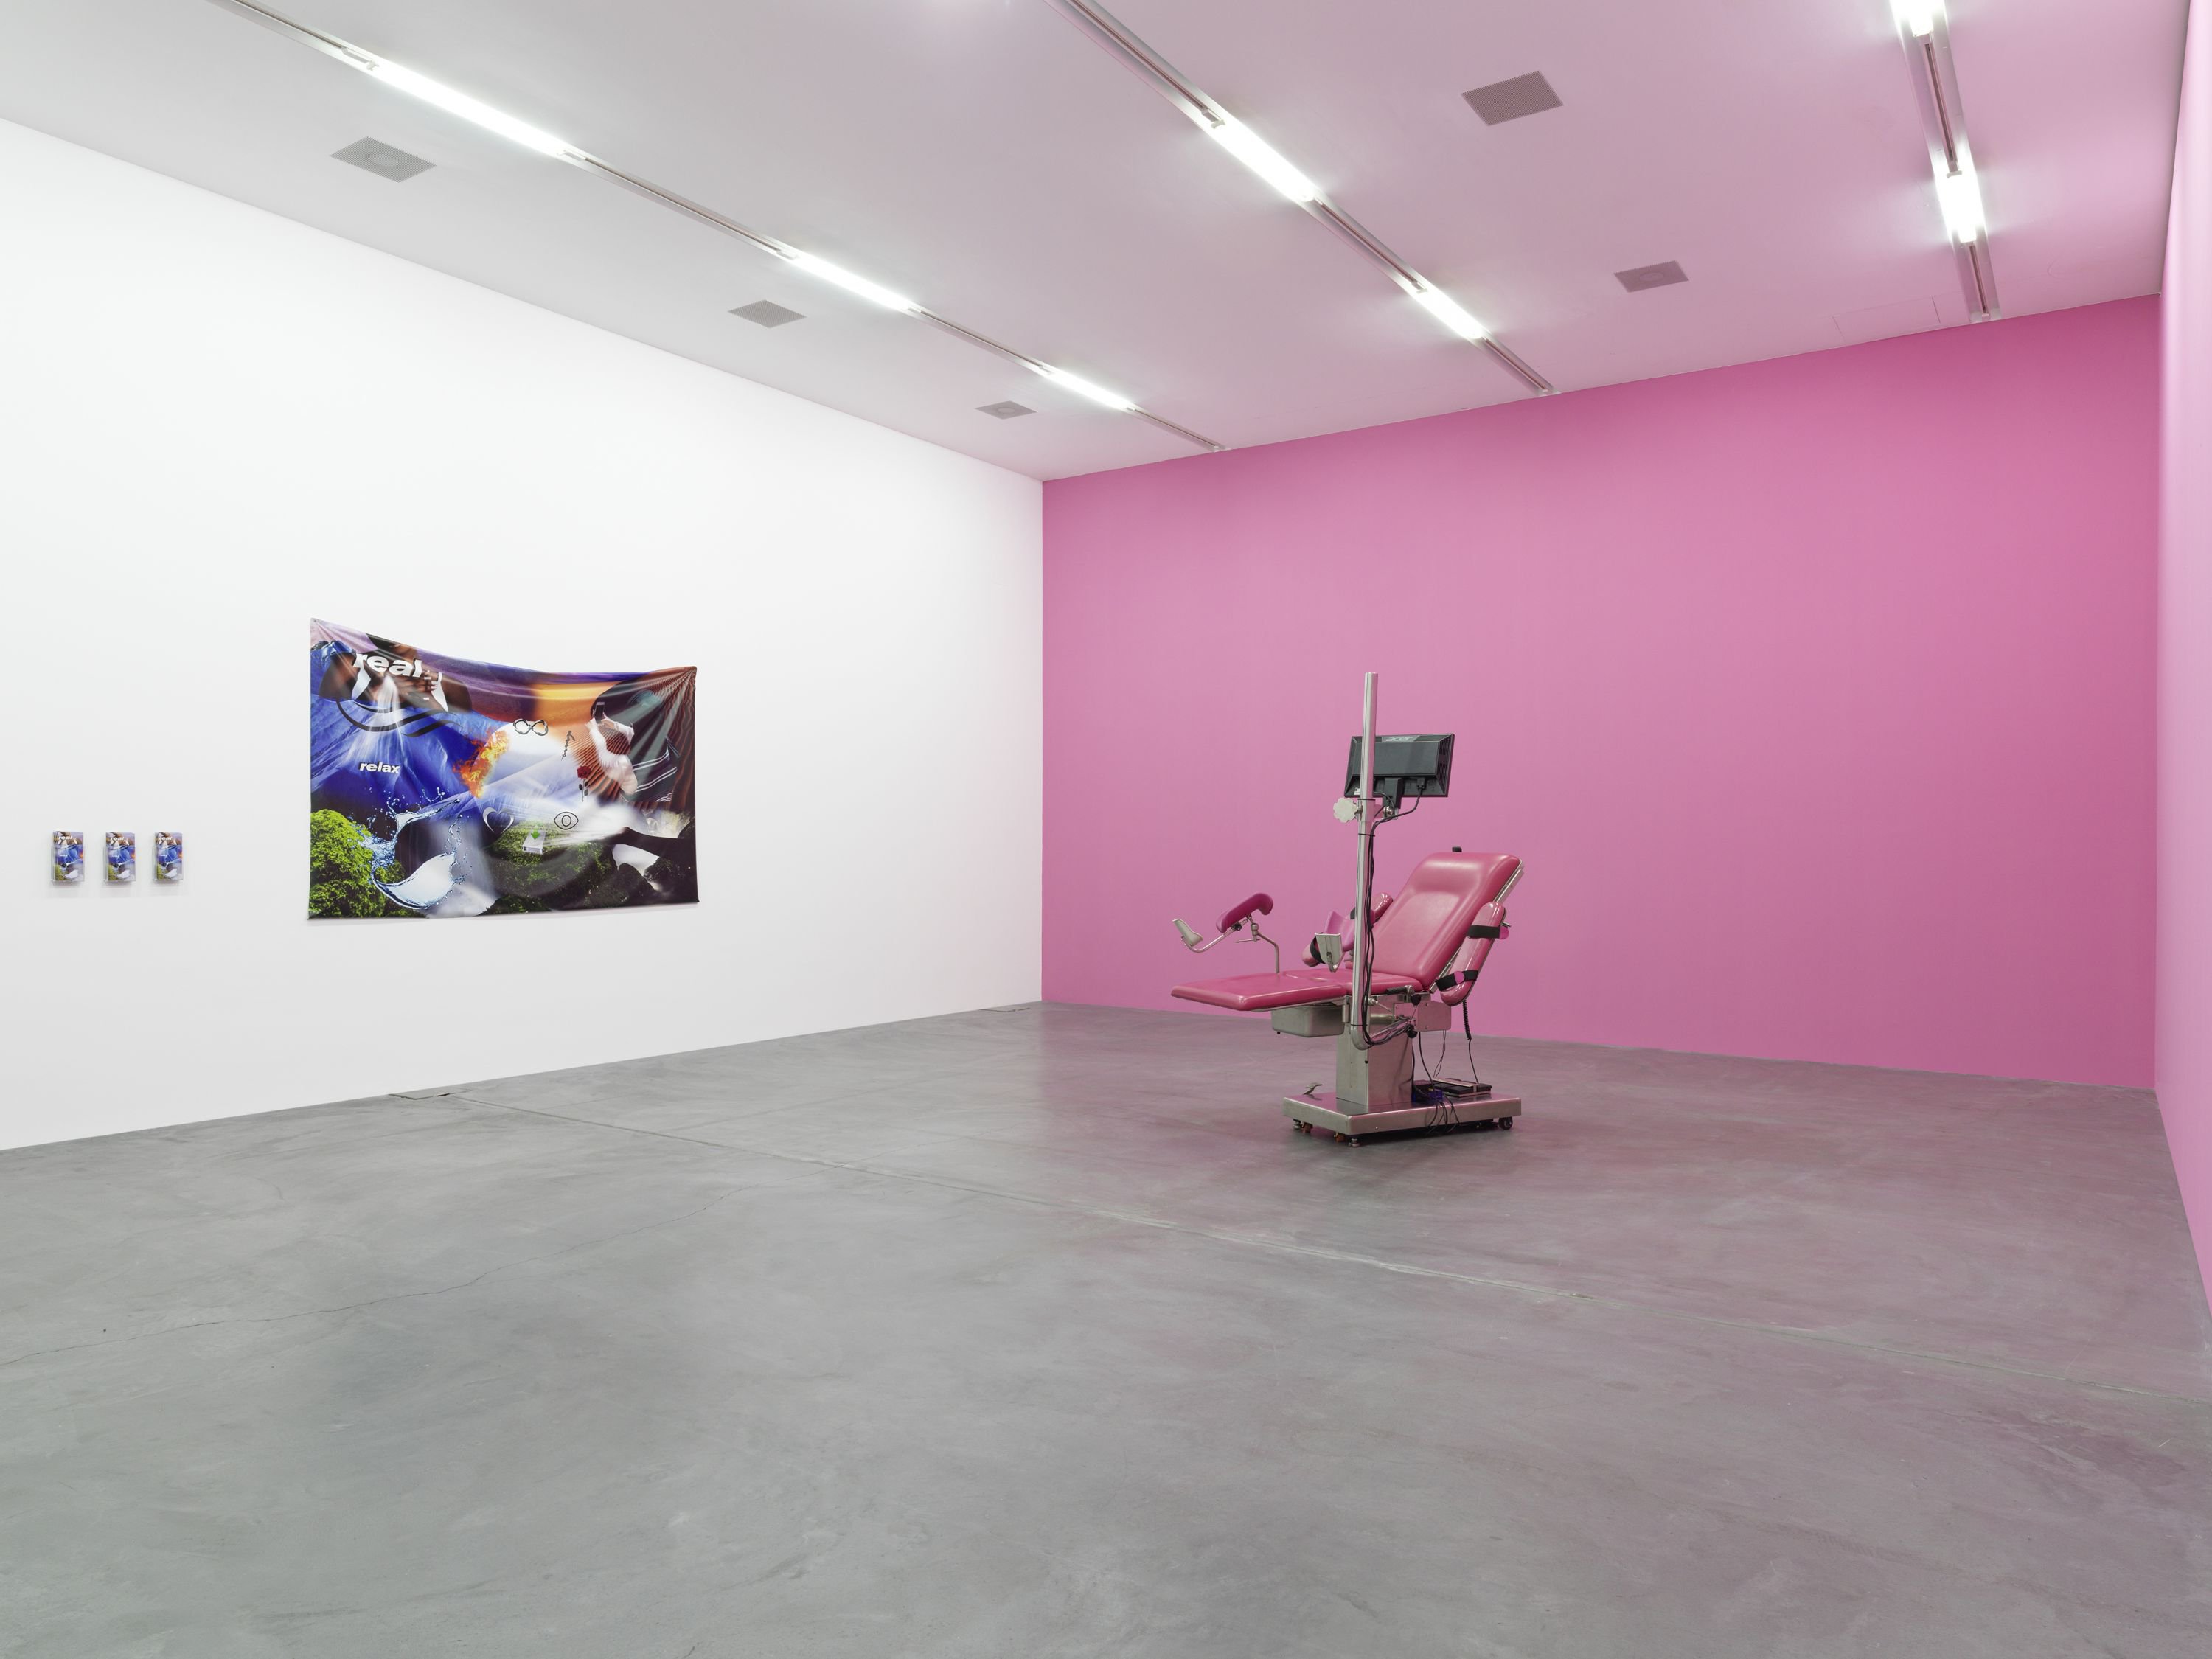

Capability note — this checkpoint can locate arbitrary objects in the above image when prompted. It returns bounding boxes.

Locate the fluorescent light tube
[363,59,580,159]
[1033,364,1136,411]
[1935,165,1985,243]
[1891,0,1943,37]
[1206,116,1319,204]
[1410,284,1489,341]
[782,251,918,313]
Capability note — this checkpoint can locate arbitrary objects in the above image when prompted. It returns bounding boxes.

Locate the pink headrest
[1217,893,1273,933]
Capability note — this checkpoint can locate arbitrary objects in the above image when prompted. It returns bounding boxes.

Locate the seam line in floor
[453,1093,2212,1411]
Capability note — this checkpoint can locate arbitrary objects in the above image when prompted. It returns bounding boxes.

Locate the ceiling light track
[1042,0,1554,396]
[1889,1,1998,322]
[1043,0,1214,128]
[201,0,1222,452]
[579,156,1222,449]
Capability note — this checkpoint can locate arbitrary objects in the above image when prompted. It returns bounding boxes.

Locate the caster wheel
[1499,1117,1514,1131]
[1347,1136,1363,1147]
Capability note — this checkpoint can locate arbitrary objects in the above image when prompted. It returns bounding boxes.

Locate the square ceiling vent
[1615,261,1688,292]
[1462,72,1562,125]
[731,300,804,327]
[978,401,1034,420]
[332,137,433,182]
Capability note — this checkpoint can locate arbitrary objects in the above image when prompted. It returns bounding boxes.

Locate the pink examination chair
[1166,674,1524,1147]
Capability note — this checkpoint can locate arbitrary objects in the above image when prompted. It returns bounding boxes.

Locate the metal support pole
[1351,672,1378,1045]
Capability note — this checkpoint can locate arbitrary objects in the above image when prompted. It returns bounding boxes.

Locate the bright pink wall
[1045,301,2158,1085]
[2160,2,2212,1299]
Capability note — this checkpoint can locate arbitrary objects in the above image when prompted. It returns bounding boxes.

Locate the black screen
[1345,734,1455,800]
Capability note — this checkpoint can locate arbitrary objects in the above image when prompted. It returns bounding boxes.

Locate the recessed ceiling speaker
[729,300,804,327]
[978,402,1035,420]
[1462,72,1562,126]
[1615,261,1689,292]
[331,137,434,182]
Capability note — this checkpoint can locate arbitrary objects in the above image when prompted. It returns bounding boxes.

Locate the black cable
[1461,998,1485,1093]
[1411,1015,1485,1133]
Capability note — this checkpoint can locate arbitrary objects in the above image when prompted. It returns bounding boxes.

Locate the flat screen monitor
[1345,733,1455,801]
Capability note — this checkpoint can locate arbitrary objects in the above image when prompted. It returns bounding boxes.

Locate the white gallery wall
[0,118,1043,1150]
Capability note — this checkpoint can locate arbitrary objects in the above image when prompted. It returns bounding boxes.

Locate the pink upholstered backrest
[1369,852,1522,987]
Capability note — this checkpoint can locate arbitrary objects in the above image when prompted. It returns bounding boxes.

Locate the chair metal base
[1283,1091,1522,1143]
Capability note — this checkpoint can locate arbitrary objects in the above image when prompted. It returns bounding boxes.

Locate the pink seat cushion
[1172,967,1424,1012]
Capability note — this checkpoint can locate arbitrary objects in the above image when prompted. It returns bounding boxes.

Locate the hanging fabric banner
[308,620,697,919]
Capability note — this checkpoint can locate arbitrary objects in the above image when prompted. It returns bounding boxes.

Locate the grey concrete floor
[2,1005,2208,1659]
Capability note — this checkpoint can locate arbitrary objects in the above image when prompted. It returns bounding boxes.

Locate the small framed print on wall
[52,832,83,884]
[154,832,184,883]
[105,831,136,883]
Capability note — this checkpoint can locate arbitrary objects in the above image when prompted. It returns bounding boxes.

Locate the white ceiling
[0,0,2188,479]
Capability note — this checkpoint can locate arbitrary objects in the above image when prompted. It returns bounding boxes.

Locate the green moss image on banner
[307,810,410,919]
